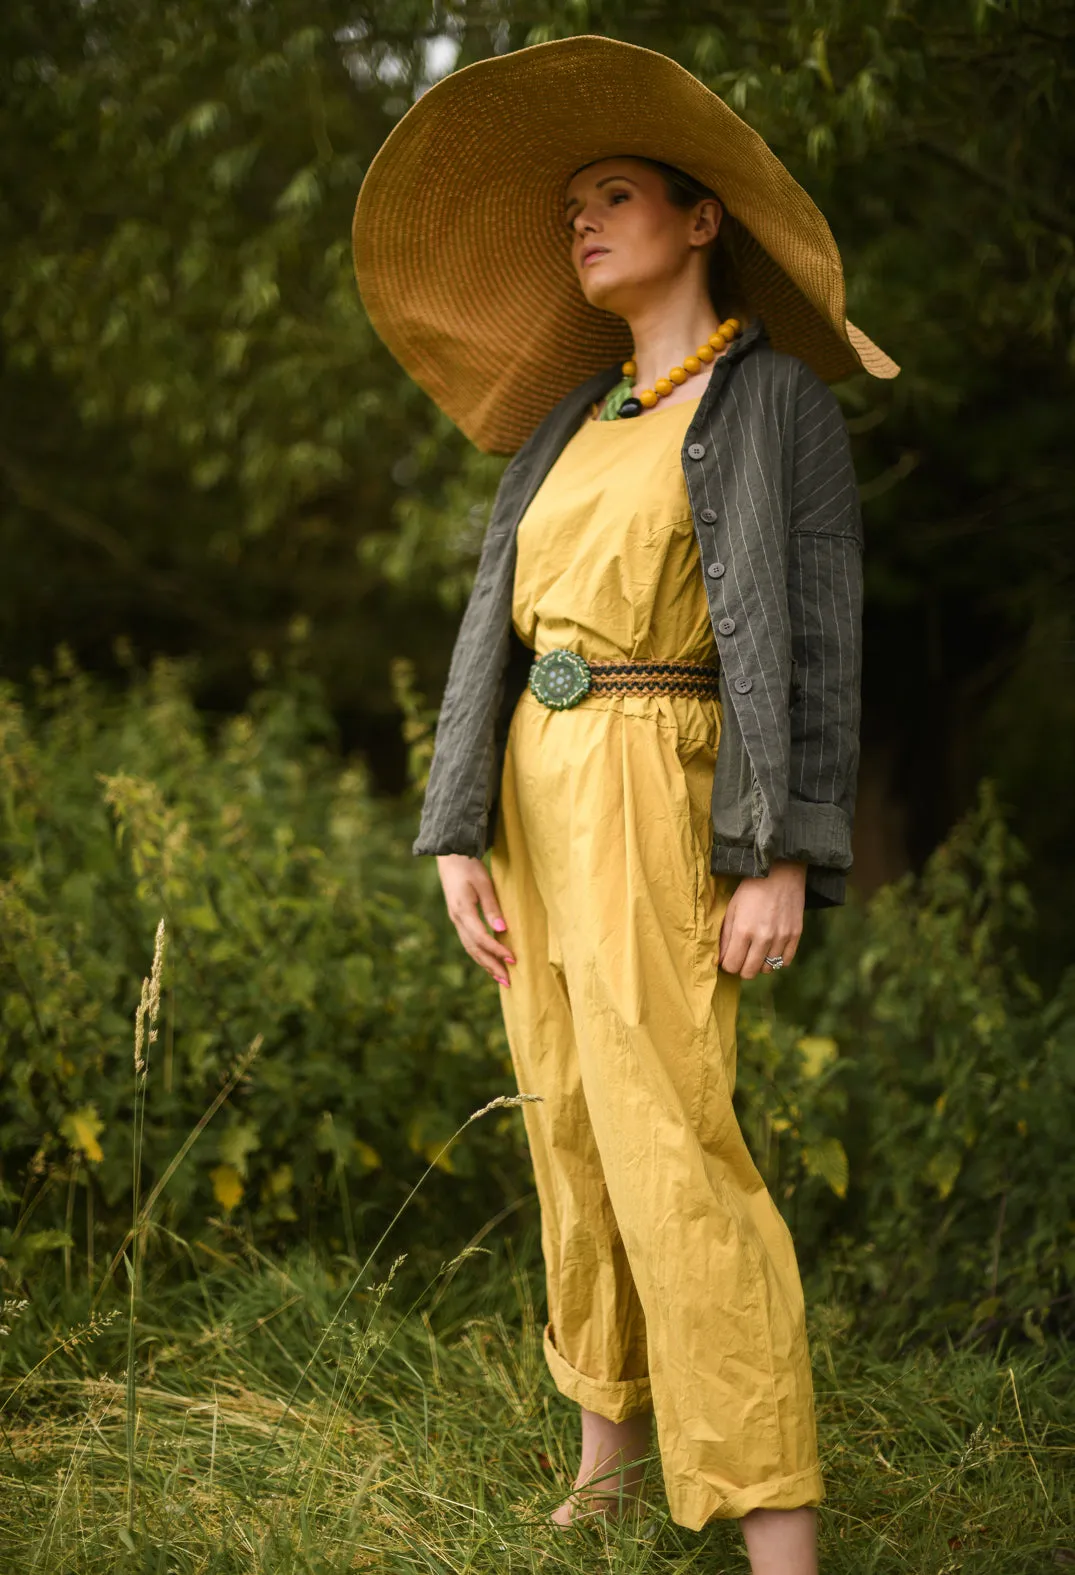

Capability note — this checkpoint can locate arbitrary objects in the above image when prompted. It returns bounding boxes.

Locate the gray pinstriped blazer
[411,315,863,909]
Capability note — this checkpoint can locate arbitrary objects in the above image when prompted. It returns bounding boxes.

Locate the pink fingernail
[492,918,507,932]
[496,975,509,987]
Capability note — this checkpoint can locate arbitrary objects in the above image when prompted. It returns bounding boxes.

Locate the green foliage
[0,654,522,1279]
[1,0,1072,949]
[0,0,473,716]
[1,660,1071,1349]
[736,782,1075,1343]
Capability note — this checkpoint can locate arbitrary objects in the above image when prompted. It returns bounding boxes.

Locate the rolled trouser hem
[671,1465,825,1530]
[542,1322,652,1422]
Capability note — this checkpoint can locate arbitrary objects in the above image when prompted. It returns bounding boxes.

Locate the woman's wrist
[768,858,807,881]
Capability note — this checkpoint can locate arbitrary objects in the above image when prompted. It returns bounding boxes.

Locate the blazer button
[686,442,706,460]
[718,617,736,636]
[700,506,717,523]
[733,676,753,694]
[706,561,725,579]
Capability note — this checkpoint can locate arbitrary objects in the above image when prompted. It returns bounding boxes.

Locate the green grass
[0,1231,1072,1574]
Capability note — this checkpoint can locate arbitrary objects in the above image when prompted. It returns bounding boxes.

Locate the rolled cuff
[709,841,848,909]
[542,1322,653,1422]
[776,798,853,870]
[670,1463,826,1531]
[411,824,485,858]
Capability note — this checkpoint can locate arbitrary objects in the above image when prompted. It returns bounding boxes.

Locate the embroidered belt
[528,649,721,711]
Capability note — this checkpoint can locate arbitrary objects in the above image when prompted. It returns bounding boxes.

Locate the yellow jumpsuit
[488,394,824,1529]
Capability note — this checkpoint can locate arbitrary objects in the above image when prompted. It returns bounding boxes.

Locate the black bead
[617,398,644,419]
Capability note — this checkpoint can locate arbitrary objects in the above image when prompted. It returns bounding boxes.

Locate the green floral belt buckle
[528,649,592,710]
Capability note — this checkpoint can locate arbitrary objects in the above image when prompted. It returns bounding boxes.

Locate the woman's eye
[609,190,629,204]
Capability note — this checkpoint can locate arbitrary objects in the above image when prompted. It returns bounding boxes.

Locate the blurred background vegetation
[1,0,1073,1340]
[1,5,1073,1564]
[3,0,1072,922]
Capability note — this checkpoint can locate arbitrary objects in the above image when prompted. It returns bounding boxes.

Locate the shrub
[735,782,1075,1344]
[0,653,522,1285]
[0,657,1070,1345]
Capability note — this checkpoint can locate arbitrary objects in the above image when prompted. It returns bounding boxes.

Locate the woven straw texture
[352,35,899,456]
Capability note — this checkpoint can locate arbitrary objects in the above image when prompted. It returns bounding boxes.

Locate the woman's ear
[691,197,723,248]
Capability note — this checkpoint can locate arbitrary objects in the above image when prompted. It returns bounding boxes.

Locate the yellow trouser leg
[490,698,824,1530]
[491,745,651,1422]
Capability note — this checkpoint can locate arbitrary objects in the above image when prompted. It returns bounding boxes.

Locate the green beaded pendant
[597,376,636,421]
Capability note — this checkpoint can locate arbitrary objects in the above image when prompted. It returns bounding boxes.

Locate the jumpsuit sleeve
[778,362,865,908]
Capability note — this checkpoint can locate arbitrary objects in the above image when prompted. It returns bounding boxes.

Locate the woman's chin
[578,275,632,315]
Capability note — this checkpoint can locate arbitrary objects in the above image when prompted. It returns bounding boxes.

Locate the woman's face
[562,157,721,314]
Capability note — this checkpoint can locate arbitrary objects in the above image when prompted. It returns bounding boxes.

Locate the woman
[352,35,897,1574]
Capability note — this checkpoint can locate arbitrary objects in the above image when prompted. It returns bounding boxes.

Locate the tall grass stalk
[255,1091,544,1485]
[125,918,165,1527]
[92,1033,263,1312]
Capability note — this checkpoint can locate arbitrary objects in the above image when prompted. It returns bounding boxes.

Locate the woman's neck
[623,279,723,403]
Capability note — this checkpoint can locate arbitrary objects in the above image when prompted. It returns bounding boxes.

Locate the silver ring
[764,955,785,970]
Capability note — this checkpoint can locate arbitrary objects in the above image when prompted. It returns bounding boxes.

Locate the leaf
[210,1164,244,1212]
[217,1120,259,1177]
[59,1104,105,1164]
[263,1163,293,1198]
[924,1148,962,1200]
[406,1112,457,1174]
[276,168,320,214]
[14,1230,74,1259]
[353,1140,381,1172]
[802,1138,850,1199]
[797,1036,838,1079]
[182,902,221,933]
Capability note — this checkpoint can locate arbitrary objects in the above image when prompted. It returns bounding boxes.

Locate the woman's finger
[458,908,515,982]
[739,930,777,980]
[758,926,799,974]
[472,863,509,936]
[716,898,740,971]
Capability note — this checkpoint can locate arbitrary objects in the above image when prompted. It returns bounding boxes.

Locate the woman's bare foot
[550,1405,653,1528]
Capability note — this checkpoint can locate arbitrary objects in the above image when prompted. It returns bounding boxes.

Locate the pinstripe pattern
[412,316,864,909]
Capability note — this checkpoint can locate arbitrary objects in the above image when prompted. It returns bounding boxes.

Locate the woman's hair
[631,157,748,323]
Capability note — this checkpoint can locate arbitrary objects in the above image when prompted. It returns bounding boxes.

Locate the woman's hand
[436,854,516,987]
[716,860,807,979]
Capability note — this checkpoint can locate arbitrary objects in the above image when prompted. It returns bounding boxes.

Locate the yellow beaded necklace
[597,316,742,420]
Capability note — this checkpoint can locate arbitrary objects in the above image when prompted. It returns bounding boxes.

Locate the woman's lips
[581,247,609,266]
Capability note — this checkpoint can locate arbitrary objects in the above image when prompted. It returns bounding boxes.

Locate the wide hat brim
[352,34,899,456]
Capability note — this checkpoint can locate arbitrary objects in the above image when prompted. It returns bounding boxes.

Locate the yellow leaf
[425,1140,455,1175]
[353,1140,381,1172]
[210,1164,244,1212]
[59,1105,105,1165]
[406,1113,456,1174]
[797,1036,838,1079]
[802,1137,849,1199]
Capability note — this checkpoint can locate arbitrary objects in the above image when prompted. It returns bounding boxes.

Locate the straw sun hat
[352,34,899,456]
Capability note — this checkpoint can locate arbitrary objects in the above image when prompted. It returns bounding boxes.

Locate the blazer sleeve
[779,362,864,907]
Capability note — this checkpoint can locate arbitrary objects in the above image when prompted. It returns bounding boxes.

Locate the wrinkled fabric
[489,395,823,1529]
